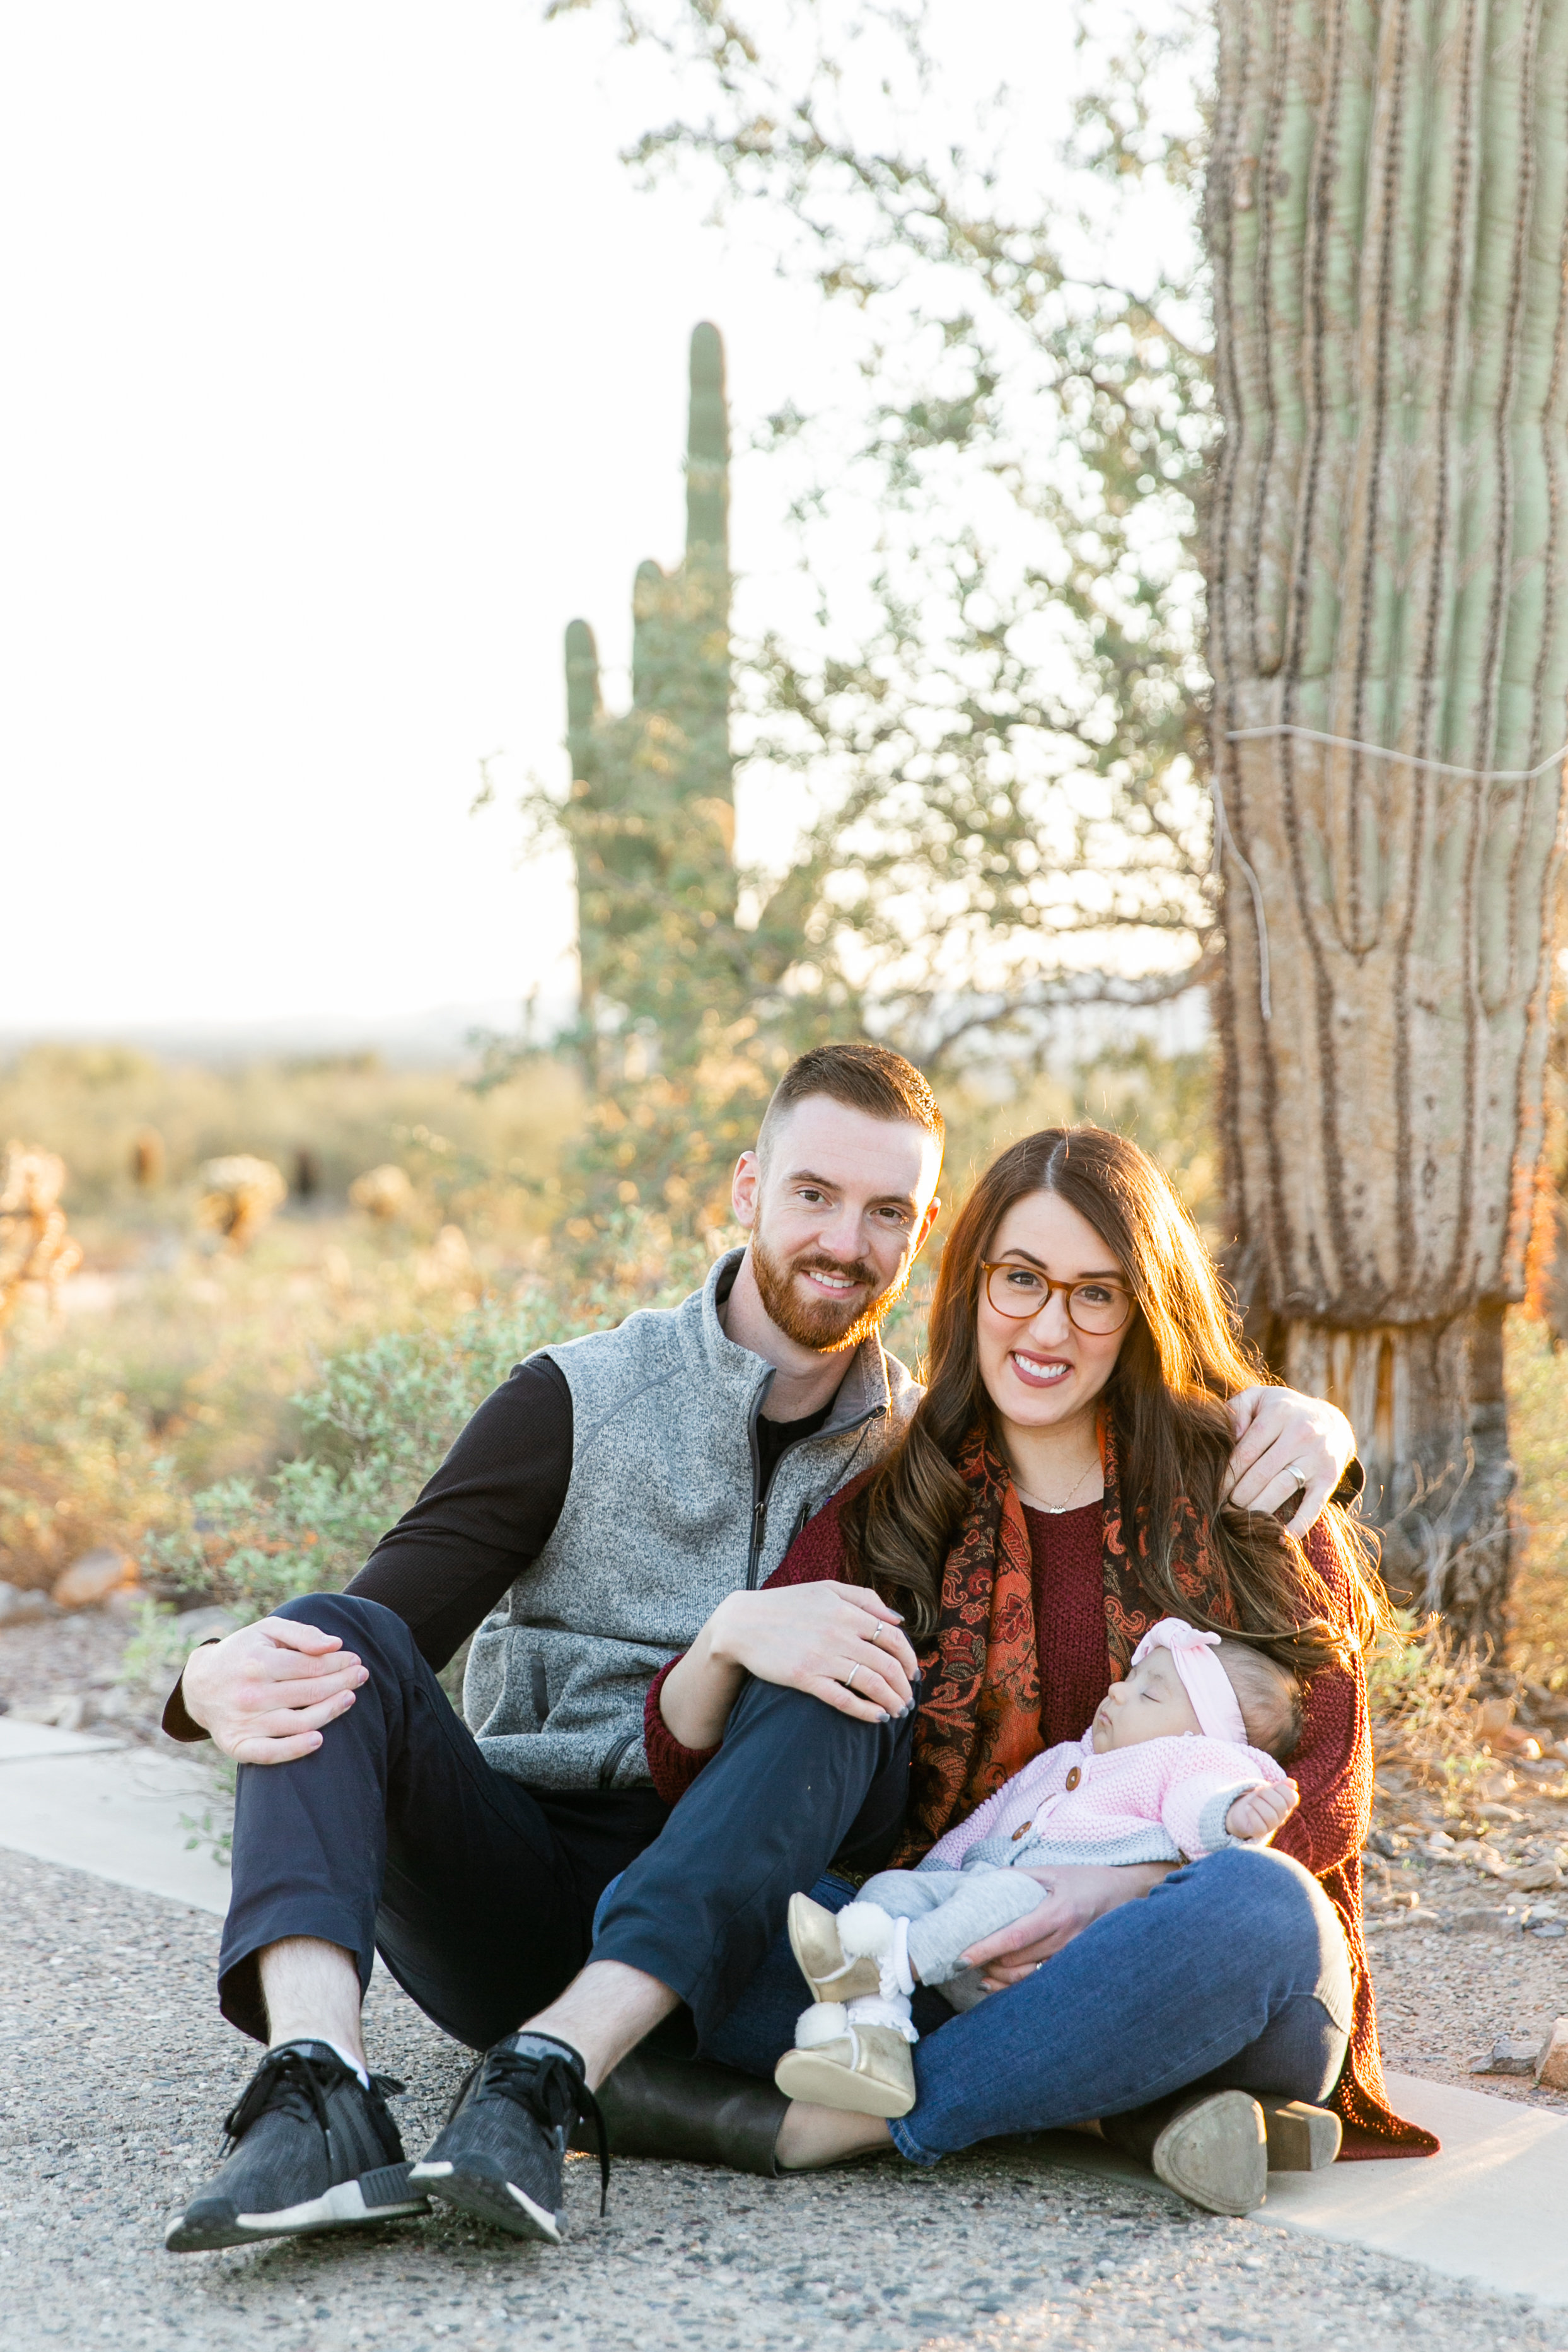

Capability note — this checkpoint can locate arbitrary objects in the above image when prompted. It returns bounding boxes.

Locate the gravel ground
[1373,1912,1568,2099]
[0,1605,145,1720]
[1364,1755,1568,2107]
[6,1847,1568,2352]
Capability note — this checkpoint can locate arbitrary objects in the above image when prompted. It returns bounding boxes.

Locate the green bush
[142,1217,712,1619]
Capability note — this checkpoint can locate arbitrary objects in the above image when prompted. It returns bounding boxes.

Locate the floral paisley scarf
[897,1415,1234,1860]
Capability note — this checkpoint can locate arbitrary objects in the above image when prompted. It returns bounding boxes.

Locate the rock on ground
[3,1850,1566,2352]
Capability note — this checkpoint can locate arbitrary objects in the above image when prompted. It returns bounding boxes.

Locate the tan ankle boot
[787,1894,881,2004]
[1257,2096,1342,2170]
[1150,2092,1269,2216]
[774,2000,917,2119]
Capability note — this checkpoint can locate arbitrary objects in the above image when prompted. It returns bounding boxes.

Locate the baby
[775,1618,1302,2118]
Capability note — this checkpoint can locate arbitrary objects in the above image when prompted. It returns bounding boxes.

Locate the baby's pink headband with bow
[1130,1617,1248,1747]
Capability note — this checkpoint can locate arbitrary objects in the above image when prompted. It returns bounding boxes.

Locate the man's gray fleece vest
[462,1248,919,1791]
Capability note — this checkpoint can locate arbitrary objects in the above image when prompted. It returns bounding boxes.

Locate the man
[163,1043,1355,2252]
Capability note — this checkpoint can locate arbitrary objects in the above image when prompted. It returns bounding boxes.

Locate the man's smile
[800,1266,867,1296]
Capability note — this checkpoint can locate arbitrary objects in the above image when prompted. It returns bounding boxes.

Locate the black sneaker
[410,2032,608,2244]
[165,2040,427,2252]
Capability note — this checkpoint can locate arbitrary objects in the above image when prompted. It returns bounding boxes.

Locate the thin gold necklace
[1014,1455,1101,1516]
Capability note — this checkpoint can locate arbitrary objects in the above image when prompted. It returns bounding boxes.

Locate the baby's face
[1091,1650,1204,1752]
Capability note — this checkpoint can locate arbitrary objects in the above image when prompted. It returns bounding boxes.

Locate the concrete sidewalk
[1272,2074,1568,2301]
[0,1714,231,1913]
[1040,2073,1568,2307]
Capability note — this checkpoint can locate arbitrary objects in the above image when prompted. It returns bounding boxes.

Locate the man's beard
[750,1224,911,1356]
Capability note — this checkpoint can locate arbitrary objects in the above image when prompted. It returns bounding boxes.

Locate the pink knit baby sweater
[926,1727,1289,1873]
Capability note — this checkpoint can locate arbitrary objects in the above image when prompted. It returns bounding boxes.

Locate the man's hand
[959,1860,1173,1988]
[711,1582,919,1722]
[1226,1385,1354,1535]
[180,1617,368,1765]
[1225,1778,1299,1843]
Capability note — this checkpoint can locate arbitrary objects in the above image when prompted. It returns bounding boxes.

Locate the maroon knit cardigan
[644,1484,1436,2162]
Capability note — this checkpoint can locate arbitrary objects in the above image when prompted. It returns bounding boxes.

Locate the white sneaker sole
[410,2157,564,2244]
[775,2044,915,2119]
[165,2164,427,2251]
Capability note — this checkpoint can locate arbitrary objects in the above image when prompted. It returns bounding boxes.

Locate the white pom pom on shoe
[836,1902,896,1961]
[836,1901,915,1998]
[794,2002,850,2049]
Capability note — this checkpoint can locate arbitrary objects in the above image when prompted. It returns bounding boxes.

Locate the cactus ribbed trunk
[1209,0,1568,1638]
[564,322,735,1065]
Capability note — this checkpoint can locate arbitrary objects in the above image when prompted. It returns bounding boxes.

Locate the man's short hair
[757,1042,944,1172]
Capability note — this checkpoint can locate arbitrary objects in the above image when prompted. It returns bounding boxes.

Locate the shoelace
[448,2045,610,2216]
[221,2046,404,2159]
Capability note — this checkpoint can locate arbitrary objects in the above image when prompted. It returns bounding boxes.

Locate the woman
[634,1125,1434,2203]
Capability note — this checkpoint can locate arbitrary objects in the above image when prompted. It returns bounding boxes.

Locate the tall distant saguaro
[1209,0,1568,1636]
[564,323,735,1064]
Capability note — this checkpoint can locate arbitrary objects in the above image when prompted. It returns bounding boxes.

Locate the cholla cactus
[349,1163,414,1221]
[197,1155,287,1249]
[0,1142,84,1351]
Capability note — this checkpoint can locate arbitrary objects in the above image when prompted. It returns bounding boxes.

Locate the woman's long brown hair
[841,1125,1388,1670]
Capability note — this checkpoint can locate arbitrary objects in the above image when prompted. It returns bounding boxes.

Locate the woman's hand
[1225,1778,1300,1843]
[960,1860,1173,1988]
[180,1617,369,1764]
[1225,1385,1354,1534]
[657,1583,919,1751]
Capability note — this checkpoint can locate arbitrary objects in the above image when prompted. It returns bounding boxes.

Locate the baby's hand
[1225,1779,1299,1844]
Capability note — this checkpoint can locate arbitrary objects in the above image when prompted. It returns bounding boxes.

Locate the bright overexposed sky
[0,1,1097,1045]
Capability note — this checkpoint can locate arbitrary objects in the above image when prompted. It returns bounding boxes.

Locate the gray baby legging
[857,1862,1045,1992]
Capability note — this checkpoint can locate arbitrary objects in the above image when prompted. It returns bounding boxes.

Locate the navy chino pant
[217,1593,916,2052]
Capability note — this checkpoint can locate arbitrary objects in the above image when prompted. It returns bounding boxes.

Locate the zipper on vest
[745,1390,883,1589]
[745,1385,768,1588]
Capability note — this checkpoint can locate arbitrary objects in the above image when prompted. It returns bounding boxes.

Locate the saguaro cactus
[564,322,736,1056]
[1209,0,1568,1635]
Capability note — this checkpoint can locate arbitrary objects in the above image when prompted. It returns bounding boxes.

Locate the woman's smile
[1008,1346,1074,1389]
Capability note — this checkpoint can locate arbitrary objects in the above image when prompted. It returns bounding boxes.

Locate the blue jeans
[689,1845,1353,2167]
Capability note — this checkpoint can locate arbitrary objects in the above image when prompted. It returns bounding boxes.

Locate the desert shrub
[141,1214,711,1619]
[0,1044,579,1234]
[0,1359,180,1589]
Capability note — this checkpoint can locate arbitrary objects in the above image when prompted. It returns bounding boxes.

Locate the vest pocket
[530,1653,549,1728]
[598,1728,639,1790]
